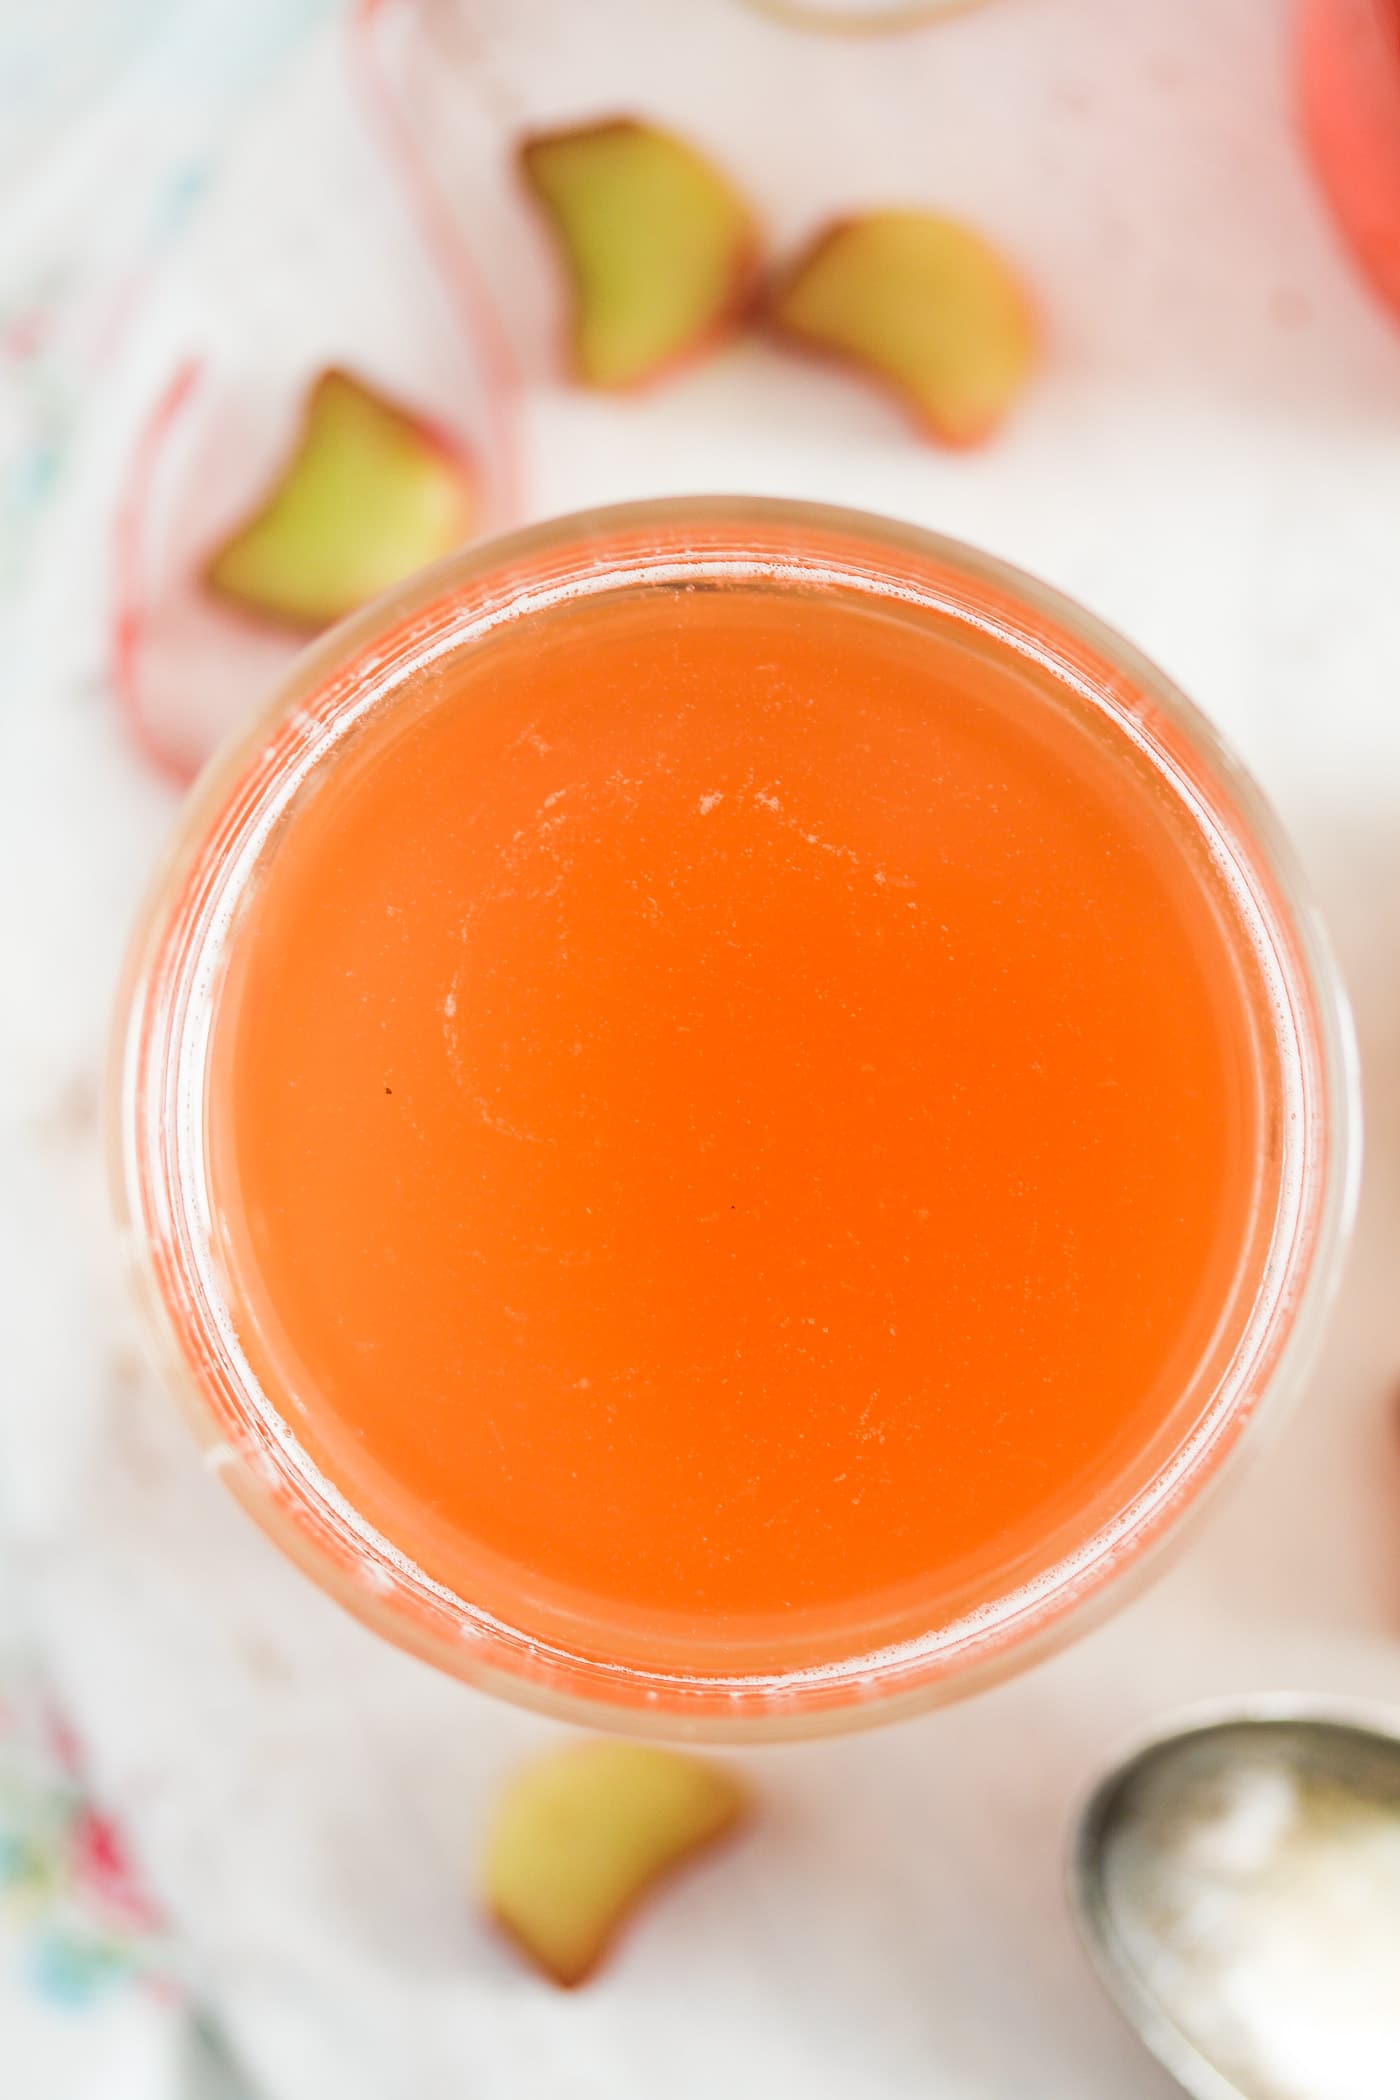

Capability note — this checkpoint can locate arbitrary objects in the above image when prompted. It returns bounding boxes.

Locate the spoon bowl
[1071,1699,1400,2100]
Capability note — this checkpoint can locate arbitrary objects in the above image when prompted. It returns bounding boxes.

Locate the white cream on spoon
[1073,1707,1400,2100]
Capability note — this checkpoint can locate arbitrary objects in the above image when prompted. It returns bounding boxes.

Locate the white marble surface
[2,1,1400,2095]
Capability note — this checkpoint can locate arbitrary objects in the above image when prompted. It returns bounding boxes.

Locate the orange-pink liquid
[207,581,1263,1660]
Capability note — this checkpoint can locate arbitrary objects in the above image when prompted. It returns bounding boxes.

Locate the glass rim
[109,495,1362,1741]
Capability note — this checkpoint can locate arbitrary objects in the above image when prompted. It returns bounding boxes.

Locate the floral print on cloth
[0,1655,170,2007]
[0,1649,253,2099]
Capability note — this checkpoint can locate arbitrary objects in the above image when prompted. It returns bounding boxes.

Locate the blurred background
[1,2,1398,2095]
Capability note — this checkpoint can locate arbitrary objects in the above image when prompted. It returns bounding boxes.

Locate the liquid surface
[209,583,1262,1660]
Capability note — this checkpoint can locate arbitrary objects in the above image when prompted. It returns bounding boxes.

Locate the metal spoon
[1070,1699,1400,2100]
